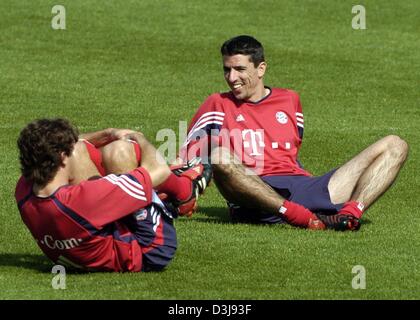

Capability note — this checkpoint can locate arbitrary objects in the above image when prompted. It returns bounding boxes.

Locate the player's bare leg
[67,141,101,184]
[101,140,138,174]
[211,146,363,230]
[211,147,285,214]
[67,140,137,186]
[69,138,170,188]
[100,138,211,217]
[101,139,187,189]
[328,135,408,208]
[101,137,170,187]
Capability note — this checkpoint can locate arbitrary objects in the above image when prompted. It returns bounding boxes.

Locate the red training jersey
[15,168,153,272]
[180,87,311,177]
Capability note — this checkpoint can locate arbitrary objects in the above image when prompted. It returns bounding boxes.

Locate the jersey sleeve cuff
[130,167,153,203]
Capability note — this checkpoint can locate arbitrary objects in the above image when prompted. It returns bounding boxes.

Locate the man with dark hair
[220,35,265,67]
[180,35,408,231]
[15,118,211,272]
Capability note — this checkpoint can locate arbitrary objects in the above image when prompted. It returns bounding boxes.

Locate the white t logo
[242,129,265,156]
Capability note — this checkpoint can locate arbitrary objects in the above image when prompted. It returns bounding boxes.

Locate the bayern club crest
[276,111,288,124]
[135,209,148,221]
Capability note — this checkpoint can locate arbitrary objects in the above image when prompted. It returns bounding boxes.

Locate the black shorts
[229,169,343,224]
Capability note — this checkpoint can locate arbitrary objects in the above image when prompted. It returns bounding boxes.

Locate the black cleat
[315,213,361,231]
[167,158,212,217]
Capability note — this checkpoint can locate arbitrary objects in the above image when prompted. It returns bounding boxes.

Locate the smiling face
[223,54,267,102]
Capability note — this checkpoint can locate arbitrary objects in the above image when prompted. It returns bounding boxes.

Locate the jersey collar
[233,86,272,106]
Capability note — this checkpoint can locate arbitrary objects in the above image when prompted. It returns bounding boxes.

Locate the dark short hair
[220,35,265,67]
[17,118,79,186]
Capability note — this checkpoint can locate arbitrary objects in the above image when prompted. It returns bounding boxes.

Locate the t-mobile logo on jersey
[38,235,83,250]
[242,129,265,156]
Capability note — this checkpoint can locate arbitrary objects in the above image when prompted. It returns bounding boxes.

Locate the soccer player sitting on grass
[180,35,408,231]
[15,118,211,272]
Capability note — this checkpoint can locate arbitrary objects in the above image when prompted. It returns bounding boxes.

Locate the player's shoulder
[15,176,32,202]
[198,91,234,112]
[205,91,234,103]
[60,176,104,193]
[271,87,300,99]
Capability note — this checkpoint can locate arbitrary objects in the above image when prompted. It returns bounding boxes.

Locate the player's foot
[169,158,212,217]
[170,157,203,179]
[337,201,364,219]
[309,213,361,231]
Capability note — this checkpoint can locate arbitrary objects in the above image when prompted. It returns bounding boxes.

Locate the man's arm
[123,132,170,187]
[80,128,136,148]
[293,92,304,140]
[57,167,154,228]
[178,94,224,163]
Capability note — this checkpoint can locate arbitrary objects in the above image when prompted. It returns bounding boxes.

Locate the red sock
[129,141,142,164]
[279,200,319,228]
[338,201,364,219]
[156,173,192,202]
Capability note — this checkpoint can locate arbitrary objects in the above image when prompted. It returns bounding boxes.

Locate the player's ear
[257,61,267,78]
[60,152,68,167]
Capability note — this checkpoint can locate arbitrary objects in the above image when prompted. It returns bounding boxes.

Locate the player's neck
[33,168,70,197]
[245,84,269,103]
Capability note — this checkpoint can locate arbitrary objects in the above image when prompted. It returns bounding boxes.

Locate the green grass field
[0,0,419,299]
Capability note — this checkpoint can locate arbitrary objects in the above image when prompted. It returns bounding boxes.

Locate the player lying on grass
[15,118,211,272]
[180,35,409,231]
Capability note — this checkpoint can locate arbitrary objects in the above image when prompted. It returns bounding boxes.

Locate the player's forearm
[79,128,115,148]
[125,133,170,187]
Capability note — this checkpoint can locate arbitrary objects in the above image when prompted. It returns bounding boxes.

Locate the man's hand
[120,131,145,142]
[80,128,138,148]
[109,128,138,141]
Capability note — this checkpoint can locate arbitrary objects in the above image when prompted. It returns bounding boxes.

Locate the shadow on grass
[360,218,372,225]
[194,206,282,227]
[195,206,231,224]
[195,206,373,229]
[0,253,52,273]
[0,253,93,274]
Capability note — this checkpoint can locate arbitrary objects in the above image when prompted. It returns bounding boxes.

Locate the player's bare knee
[396,137,409,161]
[384,135,409,162]
[211,149,231,174]
[67,141,98,181]
[71,140,90,161]
[386,135,408,154]
[211,146,233,166]
[102,140,137,165]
